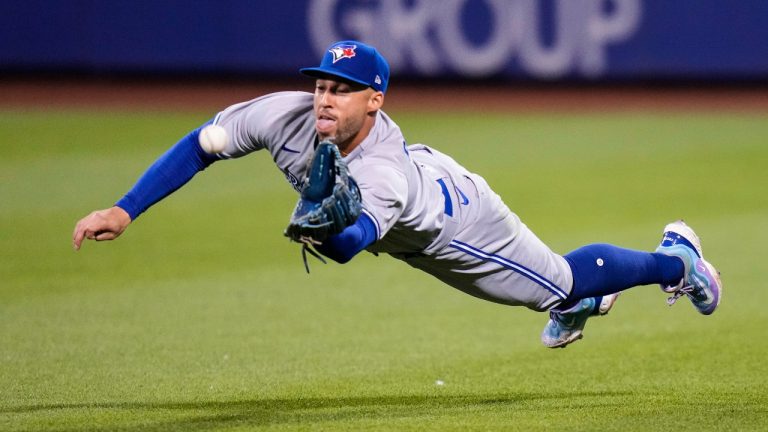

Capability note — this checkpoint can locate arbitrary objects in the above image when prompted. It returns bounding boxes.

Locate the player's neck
[339,114,376,156]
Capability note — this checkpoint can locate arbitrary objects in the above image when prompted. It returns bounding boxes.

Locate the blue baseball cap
[300,40,390,93]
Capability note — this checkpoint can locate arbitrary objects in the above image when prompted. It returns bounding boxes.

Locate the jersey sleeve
[212,92,314,159]
[353,163,408,240]
[212,103,266,158]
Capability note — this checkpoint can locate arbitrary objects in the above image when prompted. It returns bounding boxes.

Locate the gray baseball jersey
[214,91,572,311]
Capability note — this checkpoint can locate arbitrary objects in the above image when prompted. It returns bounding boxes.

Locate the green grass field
[1,107,767,431]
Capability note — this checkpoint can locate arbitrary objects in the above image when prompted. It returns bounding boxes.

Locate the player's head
[301,41,390,149]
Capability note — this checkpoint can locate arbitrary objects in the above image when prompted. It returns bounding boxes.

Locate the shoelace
[301,243,327,273]
[666,284,695,306]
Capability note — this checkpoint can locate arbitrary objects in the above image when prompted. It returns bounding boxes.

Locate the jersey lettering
[282,168,303,193]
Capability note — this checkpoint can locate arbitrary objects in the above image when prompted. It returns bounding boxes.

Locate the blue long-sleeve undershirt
[115,124,219,220]
[316,213,378,263]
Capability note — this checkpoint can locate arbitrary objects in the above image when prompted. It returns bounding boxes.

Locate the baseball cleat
[541,297,596,348]
[655,220,722,315]
[595,292,620,316]
[656,220,704,293]
[540,293,619,348]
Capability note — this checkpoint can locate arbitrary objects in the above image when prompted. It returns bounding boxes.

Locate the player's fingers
[72,220,89,250]
[94,230,117,241]
[73,213,103,249]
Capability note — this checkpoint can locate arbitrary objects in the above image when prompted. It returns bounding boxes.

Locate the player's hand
[285,141,362,245]
[72,206,132,250]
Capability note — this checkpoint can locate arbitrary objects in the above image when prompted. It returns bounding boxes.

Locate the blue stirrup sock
[556,243,684,311]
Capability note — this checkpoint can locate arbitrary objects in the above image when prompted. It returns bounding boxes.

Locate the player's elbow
[326,252,356,264]
[316,244,357,264]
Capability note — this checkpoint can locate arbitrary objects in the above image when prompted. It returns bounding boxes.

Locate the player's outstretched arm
[72,206,132,250]
[71,123,221,251]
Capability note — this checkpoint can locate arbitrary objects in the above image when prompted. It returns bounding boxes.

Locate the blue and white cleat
[655,220,722,315]
[541,293,619,348]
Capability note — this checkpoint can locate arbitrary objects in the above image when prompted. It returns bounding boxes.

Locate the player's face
[313,79,382,151]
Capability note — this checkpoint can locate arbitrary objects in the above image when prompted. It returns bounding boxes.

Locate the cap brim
[300,67,371,89]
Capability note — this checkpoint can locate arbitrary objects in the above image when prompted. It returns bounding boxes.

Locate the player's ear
[367,91,384,113]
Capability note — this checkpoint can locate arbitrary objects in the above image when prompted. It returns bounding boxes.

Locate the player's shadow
[4,391,631,431]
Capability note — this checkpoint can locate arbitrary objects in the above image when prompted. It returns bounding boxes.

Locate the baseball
[199,124,228,154]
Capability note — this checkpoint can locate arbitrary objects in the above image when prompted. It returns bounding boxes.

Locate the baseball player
[72,40,722,348]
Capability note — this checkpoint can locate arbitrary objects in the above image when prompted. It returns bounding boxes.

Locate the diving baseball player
[72,41,722,348]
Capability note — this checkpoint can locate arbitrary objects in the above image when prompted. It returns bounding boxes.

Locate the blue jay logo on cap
[329,44,357,63]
